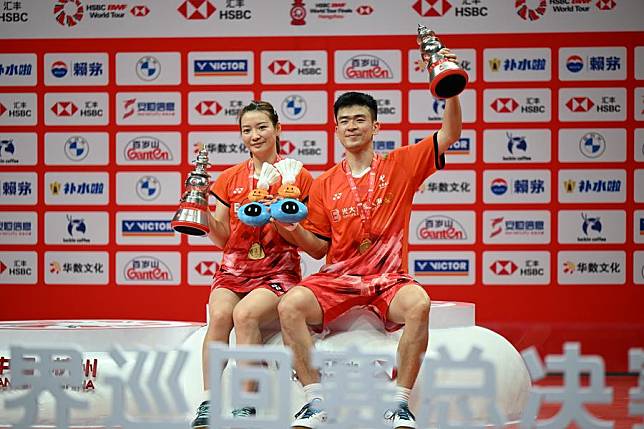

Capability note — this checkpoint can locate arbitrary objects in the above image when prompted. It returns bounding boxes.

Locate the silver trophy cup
[171,149,211,236]
[417,24,468,98]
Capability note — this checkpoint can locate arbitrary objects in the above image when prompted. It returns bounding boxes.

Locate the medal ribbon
[342,154,380,243]
[245,154,283,256]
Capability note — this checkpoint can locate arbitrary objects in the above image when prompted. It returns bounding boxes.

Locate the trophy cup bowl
[171,150,211,236]
[417,24,468,99]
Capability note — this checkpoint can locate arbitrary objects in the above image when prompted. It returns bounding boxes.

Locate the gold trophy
[171,149,211,236]
[417,24,468,98]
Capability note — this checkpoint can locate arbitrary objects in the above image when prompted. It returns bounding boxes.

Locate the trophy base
[172,205,210,236]
[171,220,210,236]
[430,69,468,99]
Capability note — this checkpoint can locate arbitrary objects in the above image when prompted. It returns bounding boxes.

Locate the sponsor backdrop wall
[1,0,642,371]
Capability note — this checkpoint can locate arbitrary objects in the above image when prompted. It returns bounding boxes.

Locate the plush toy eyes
[270,198,308,224]
[237,202,271,227]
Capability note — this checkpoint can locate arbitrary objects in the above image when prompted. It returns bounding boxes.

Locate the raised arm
[435,49,463,156]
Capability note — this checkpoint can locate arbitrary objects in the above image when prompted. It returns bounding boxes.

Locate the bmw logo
[281,95,307,120]
[64,135,89,161]
[136,175,161,200]
[136,56,161,81]
[579,132,605,159]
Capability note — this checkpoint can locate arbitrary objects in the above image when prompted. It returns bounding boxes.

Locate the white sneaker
[385,402,416,429]
[291,398,327,428]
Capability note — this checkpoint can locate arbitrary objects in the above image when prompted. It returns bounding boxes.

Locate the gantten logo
[412,0,451,16]
[195,100,222,116]
[51,101,78,117]
[178,0,216,19]
[269,60,296,75]
[490,98,519,113]
[130,5,150,16]
[566,97,594,112]
[490,260,518,275]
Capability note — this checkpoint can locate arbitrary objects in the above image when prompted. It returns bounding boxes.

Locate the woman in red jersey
[191,100,313,428]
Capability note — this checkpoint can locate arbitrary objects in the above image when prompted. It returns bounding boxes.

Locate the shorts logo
[269,282,284,292]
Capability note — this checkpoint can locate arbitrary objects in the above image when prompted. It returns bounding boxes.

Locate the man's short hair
[333,91,378,122]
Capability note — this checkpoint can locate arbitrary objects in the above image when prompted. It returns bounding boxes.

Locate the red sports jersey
[303,133,444,276]
[210,158,313,280]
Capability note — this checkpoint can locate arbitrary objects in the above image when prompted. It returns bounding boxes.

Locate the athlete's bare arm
[206,198,230,248]
[435,49,463,156]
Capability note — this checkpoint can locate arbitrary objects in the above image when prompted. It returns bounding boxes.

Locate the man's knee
[402,286,431,322]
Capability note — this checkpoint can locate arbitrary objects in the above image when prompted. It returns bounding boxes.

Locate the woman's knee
[232,305,260,330]
[209,305,234,329]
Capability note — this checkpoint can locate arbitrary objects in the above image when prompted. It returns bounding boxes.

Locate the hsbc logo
[596,0,616,10]
[490,98,519,113]
[0,103,5,116]
[195,100,222,116]
[356,5,373,15]
[269,60,296,75]
[195,260,218,276]
[413,0,451,16]
[490,260,517,275]
[178,0,216,19]
[279,140,296,155]
[130,5,150,17]
[566,97,594,112]
[0,260,6,274]
[51,101,78,117]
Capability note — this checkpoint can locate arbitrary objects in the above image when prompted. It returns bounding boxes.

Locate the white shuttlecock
[274,158,303,185]
[256,162,281,190]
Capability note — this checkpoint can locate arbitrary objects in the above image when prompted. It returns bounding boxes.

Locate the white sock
[200,389,211,404]
[394,386,411,406]
[303,383,324,403]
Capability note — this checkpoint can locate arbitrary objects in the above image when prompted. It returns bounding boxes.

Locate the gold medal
[248,242,265,260]
[358,238,372,254]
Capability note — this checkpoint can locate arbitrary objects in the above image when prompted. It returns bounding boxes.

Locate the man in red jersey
[274,55,462,429]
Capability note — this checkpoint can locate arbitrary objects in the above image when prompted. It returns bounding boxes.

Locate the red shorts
[211,271,299,297]
[299,272,421,333]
